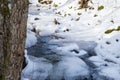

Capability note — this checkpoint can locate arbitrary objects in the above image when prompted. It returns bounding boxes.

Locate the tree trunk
[0,9,4,80]
[0,0,28,80]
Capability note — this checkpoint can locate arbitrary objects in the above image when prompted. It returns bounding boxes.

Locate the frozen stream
[24,35,97,80]
[22,0,120,80]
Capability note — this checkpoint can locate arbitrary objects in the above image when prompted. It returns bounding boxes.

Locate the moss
[53,3,58,7]
[0,1,10,79]
[56,11,61,15]
[64,14,67,17]
[3,6,10,17]
[105,29,115,34]
[94,14,98,17]
[116,26,120,31]
[0,0,10,17]
[98,5,104,11]
[105,26,120,34]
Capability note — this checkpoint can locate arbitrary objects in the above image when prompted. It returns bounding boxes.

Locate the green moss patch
[98,5,104,11]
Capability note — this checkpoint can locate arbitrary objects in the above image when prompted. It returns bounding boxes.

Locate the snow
[22,50,53,80]
[29,0,39,5]
[95,32,120,61]
[22,50,89,80]
[88,56,106,67]
[49,56,89,80]
[99,66,120,80]
[54,43,87,56]
[25,30,37,48]
[23,0,120,80]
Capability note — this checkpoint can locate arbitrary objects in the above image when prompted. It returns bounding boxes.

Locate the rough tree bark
[0,0,28,80]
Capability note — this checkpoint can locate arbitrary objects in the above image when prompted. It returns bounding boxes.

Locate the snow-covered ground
[22,0,120,80]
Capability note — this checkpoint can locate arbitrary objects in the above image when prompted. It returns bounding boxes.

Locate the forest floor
[22,0,120,80]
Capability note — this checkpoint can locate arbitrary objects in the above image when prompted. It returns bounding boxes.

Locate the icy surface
[22,0,120,80]
[22,50,53,80]
[50,56,89,80]
[25,30,37,48]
